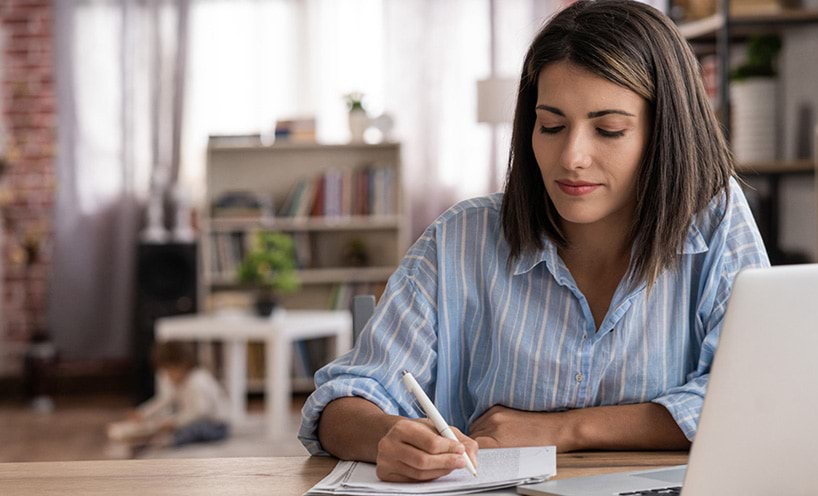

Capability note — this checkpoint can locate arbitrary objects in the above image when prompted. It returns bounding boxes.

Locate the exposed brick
[1,0,56,354]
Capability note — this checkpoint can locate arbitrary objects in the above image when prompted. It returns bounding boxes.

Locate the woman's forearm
[317,397,403,461]
[563,402,690,451]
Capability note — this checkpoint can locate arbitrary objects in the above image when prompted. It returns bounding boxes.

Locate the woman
[299,0,769,482]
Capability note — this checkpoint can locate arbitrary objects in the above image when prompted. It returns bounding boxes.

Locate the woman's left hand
[469,405,573,450]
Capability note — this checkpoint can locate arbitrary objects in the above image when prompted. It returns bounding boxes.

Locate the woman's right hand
[375,418,479,482]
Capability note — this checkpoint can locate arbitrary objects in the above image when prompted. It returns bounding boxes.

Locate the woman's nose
[560,130,593,170]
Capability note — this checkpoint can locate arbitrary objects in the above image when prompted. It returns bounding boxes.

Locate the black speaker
[133,242,198,403]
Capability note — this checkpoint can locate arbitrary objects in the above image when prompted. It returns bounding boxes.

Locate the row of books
[208,232,246,280]
[279,165,397,218]
[209,231,313,280]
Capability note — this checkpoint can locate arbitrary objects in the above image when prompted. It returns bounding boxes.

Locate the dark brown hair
[501,0,733,287]
[153,341,197,370]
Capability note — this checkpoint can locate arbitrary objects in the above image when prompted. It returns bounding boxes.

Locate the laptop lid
[518,264,818,496]
[681,263,818,495]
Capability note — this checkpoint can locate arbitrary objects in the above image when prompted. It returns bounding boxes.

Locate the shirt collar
[512,236,563,278]
[679,222,708,255]
[512,221,708,277]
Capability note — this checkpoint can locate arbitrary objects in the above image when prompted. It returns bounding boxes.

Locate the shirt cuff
[651,374,709,441]
[298,376,403,456]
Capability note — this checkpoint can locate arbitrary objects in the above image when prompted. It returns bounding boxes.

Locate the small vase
[254,291,278,317]
[731,78,778,164]
[348,110,369,143]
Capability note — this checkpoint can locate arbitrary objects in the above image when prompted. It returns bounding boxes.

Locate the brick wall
[0,0,57,371]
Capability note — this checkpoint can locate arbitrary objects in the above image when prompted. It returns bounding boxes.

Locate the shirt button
[575,373,583,383]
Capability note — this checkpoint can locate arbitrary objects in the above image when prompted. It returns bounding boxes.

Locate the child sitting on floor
[108,341,231,450]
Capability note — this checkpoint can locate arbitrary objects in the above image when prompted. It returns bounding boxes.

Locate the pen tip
[402,369,409,375]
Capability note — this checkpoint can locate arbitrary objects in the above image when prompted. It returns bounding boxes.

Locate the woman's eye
[597,128,625,138]
[539,125,563,134]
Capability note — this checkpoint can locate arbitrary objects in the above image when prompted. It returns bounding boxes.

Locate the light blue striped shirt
[299,178,769,455]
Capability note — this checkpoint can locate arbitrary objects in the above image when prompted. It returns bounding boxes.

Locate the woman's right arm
[318,396,478,482]
[301,223,478,480]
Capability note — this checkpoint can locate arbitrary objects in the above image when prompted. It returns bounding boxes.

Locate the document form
[304,446,556,496]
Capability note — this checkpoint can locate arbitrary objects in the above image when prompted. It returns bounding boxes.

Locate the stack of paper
[305,446,556,496]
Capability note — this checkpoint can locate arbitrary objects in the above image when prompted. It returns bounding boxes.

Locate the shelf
[208,139,400,153]
[298,267,396,284]
[208,215,403,232]
[679,13,725,39]
[209,266,396,287]
[736,160,814,175]
[680,9,818,40]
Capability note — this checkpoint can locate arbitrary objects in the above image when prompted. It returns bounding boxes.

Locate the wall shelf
[208,267,398,287]
[209,215,403,232]
[736,160,814,175]
[680,9,818,40]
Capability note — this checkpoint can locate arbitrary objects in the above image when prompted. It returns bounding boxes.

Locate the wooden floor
[0,393,309,463]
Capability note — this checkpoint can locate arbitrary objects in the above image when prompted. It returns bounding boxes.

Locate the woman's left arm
[469,402,689,451]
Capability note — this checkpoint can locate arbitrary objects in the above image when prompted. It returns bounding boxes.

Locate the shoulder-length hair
[501,0,733,288]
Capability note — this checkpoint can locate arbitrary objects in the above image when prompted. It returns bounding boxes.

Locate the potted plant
[237,232,300,316]
[730,35,782,164]
[344,91,370,143]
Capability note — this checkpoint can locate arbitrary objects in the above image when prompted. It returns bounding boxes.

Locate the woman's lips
[556,180,600,196]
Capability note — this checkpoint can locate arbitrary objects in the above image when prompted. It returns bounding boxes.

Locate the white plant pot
[348,110,369,143]
[730,78,778,164]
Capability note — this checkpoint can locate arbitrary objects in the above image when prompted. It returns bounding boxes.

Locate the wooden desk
[0,452,688,496]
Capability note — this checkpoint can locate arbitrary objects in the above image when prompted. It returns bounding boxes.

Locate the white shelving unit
[202,140,407,393]
[202,140,407,310]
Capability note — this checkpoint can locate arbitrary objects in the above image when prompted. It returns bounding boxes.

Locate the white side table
[156,309,352,438]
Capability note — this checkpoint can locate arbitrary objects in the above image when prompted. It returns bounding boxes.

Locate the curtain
[384,0,548,235]
[51,0,189,360]
[184,0,545,237]
[52,0,551,360]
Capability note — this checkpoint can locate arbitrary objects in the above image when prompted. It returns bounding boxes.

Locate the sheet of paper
[305,446,556,496]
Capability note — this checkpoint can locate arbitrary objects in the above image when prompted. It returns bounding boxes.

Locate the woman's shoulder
[694,177,753,231]
[431,193,504,228]
[690,177,767,259]
[400,193,506,275]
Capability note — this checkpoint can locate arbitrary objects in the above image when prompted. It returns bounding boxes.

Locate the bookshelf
[677,5,818,264]
[202,139,408,392]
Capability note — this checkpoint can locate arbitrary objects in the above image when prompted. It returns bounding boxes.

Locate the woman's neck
[558,218,632,276]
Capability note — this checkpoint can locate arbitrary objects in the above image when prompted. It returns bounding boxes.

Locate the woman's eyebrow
[587,109,635,118]
[535,104,635,119]
[535,104,564,116]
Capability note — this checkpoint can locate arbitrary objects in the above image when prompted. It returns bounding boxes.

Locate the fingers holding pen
[375,419,472,482]
[450,425,479,472]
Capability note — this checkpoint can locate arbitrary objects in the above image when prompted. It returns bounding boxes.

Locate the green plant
[344,91,366,112]
[237,232,300,295]
[730,35,782,81]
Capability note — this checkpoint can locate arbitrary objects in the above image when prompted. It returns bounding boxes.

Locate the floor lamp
[477,77,516,193]
[476,0,516,193]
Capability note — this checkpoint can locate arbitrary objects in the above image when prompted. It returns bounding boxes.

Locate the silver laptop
[518,263,818,496]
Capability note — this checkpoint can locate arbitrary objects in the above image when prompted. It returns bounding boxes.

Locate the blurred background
[0,0,815,462]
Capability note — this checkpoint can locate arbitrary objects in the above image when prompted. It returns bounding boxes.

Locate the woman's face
[532,61,650,231]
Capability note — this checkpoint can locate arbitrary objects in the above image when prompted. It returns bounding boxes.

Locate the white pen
[401,370,478,477]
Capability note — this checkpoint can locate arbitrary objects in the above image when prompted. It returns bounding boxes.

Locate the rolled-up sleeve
[298,230,441,455]
[653,182,769,440]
